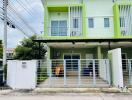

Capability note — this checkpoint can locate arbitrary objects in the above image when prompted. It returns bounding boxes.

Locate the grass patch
[37,66,48,84]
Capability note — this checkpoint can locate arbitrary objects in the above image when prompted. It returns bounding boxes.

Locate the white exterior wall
[108,48,124,88]
[45,0,82,5]
[7,60,37,89]
[85,0,114,38]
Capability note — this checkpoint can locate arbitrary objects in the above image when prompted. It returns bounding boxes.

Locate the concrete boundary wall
[108,48,123,88]
[7,60,38,89]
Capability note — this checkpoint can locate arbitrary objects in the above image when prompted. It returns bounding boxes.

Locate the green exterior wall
[50,48,97,59]
[43,1,132,40]
[113,3,121,38]
[44,3,87,40]
[48,46,132,60]
[113,3,132,38]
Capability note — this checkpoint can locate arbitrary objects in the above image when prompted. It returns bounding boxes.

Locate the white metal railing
[48,27,82,37]
[37,59,110,88]
[122,59,132,87]
[119,5,132,36]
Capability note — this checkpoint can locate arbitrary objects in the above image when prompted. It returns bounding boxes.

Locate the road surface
[0,93,132,100]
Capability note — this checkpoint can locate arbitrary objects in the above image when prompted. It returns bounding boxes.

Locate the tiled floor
[38,76,110,88]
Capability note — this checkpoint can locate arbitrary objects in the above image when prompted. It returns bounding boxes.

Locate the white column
[128,60,132,85]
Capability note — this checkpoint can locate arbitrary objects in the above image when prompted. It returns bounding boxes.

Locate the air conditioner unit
[121,30,127,36]
[71,31,77,36]
[71,31,81,36]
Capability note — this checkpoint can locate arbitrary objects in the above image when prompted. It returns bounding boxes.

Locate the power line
[11,0,35,18]
[0,0,32,37]
[8,3,37,32]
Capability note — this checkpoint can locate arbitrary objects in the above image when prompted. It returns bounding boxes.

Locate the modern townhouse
[37,0,132,88]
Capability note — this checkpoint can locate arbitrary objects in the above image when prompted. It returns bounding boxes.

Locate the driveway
[0,93,132,100]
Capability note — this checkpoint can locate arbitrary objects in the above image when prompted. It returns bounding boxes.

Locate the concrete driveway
[0,93,132,100]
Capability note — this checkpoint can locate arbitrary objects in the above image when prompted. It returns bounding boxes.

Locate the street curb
[33,88,124,93]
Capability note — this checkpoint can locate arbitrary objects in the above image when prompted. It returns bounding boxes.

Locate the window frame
[88,18,94,28]
[51,20,67,36]
[104,18,110,28]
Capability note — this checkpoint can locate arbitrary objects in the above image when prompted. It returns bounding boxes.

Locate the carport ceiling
[47,42,132,49]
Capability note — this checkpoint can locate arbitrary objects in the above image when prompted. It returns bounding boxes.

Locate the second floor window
[73,18,79,28]
[104,18,110,28]
[51,20,67,36]
[88,18,94,28]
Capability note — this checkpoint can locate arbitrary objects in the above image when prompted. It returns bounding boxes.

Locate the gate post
[106,60,111,85]
[78,60,81,86]
[93,60,96,87]
[129,60,132,85]
[64,60,67,86]
[49,60,52,87]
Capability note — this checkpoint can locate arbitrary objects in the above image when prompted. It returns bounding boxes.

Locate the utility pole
[3,0,8,81]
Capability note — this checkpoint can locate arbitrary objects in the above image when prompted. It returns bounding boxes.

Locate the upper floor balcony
[113,3,132,38]
[43,1,86,39]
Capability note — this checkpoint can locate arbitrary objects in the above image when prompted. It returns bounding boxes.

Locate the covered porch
[34,39,132,88]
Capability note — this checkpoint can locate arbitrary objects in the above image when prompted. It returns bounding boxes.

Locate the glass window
[51,21,59,36]
[51,20,67,36]
[59,21,67,36]
[104,18,110,27]
[88,18,94,28]
[73,18,79,28]
[120,17,125,27]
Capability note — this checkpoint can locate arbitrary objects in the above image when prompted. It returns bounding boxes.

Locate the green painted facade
[43,0,132,60]
[113,3,132,38]
[48,47,132,60]
[44,2,132,40]
[50,48,97,59]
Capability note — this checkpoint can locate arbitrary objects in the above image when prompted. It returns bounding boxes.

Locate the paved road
[0,93,132,100]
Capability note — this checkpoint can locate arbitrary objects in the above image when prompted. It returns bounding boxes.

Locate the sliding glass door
[64,54,80,71]
[51,20,67,36]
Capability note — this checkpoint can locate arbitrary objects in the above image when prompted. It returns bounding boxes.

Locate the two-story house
[38,0,132,88]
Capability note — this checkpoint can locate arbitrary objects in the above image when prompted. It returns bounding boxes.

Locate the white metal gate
[37,59,110,88]
[122,59,132,87]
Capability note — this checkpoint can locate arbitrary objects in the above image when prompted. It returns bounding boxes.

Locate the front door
[64,54,80,71]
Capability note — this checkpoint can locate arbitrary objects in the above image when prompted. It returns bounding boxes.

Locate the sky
[0,0,44,48]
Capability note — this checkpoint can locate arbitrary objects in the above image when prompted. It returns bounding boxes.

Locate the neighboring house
[37,0,132,88]
[6,48,14,60]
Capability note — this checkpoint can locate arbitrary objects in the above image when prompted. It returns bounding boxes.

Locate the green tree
[14,35,46,60]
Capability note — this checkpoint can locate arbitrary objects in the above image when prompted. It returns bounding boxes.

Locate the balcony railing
[48,27,82,37]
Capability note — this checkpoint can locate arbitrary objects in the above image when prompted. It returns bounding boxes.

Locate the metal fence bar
[93,60,96,87]
[37,59,110,88]
[49,60,52,87]
[106,60,111,85]
[78,60,81,86]
[64,60,67,86]
[128,59,132,85]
